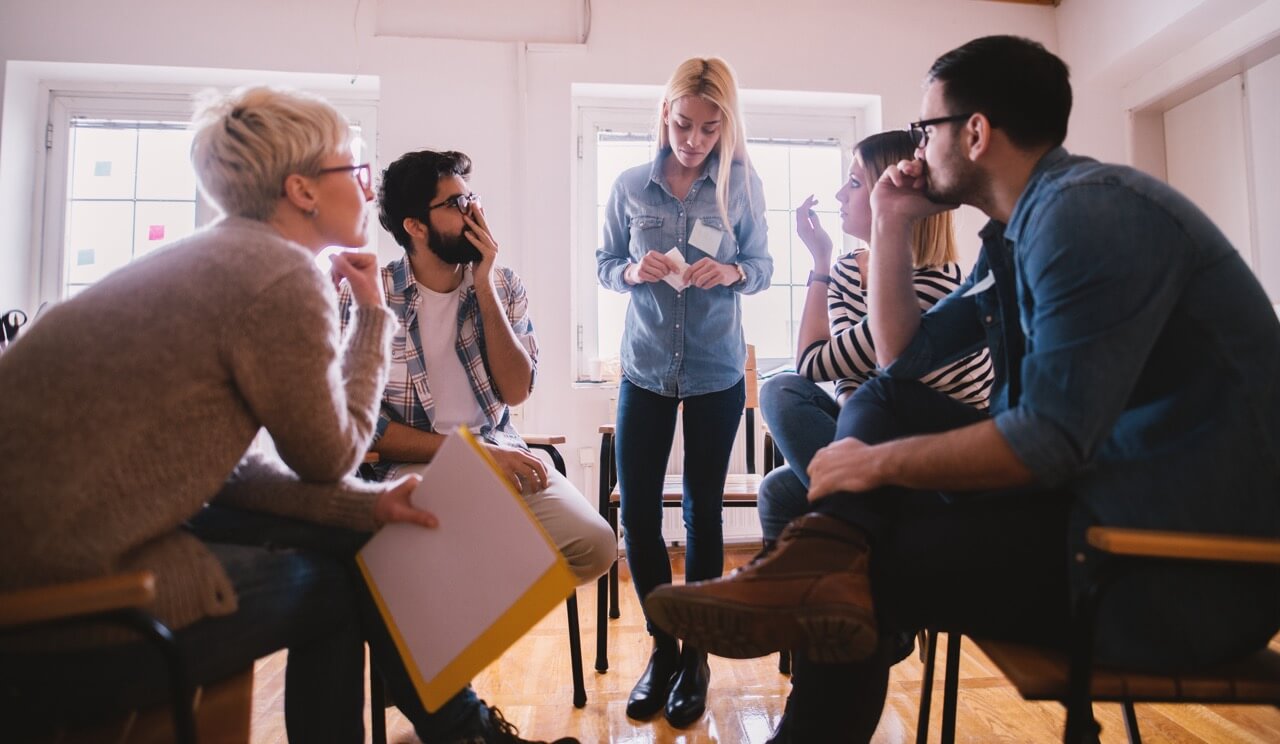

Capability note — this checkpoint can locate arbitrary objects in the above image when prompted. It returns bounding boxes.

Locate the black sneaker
[469,702,580,744]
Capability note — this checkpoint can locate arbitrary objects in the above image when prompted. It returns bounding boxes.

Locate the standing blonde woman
[0,86,574,744]
[596,56,772,728]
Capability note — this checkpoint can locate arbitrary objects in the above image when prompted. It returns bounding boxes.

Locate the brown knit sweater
[0,216,396,637]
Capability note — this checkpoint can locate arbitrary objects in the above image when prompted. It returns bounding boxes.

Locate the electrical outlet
[578,446,596,467]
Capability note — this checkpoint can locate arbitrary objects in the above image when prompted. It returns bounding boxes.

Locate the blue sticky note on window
[93,161,112,177]
[77,248,95,266]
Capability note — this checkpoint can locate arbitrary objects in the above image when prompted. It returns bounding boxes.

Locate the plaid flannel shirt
[338,256,538,480]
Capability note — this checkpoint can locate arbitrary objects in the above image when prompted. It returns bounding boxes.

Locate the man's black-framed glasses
[316,163,373,190]
[428,192,481,213]
[907,114,974,148]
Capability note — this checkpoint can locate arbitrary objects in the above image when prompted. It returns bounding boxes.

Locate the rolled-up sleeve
[597,178,635,293]
[733,168,772,295]
[996,185,1191,486]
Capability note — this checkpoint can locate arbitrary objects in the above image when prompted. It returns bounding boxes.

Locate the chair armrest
[0,571,157,629]
[523,434,566,446]
[1086,527,1280,565]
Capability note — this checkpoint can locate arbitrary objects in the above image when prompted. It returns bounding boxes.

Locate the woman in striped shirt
[757,130,993,544]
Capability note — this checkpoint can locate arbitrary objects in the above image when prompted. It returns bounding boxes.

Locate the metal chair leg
[370,654,387,744]
[940,633,961,744]
[595,570,610,673]
[566,592,587,707]
[916,629,939,744]
[117,609,196,744]
[1122,701,1142,744]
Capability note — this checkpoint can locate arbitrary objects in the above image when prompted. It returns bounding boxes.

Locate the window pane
[70,127,138,200]
[741,286,793,360]
[597,135,653,204]
[788,144,845,206]
[66,201,134,285]
[746,143,790,212]
[136,129,197,200]
[134,201,197,257]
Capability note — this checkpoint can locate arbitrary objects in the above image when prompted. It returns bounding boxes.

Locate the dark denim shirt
[597,149,771,397]
[888,148,1280,667]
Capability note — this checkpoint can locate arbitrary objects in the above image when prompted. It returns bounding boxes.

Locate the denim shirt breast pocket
[689,215,738,263]
[628,214,666,260]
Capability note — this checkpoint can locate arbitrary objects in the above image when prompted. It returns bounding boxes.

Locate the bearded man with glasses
[334,149,614,743]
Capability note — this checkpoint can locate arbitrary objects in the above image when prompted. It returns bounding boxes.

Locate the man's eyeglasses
[316,163,373,191]
[907,114,974,149]
[428,192,481,213]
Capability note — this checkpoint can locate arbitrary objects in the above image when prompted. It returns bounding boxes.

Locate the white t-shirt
[415,281,486,433]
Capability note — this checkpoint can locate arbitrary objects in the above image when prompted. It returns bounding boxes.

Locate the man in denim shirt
[648,36,1280,742]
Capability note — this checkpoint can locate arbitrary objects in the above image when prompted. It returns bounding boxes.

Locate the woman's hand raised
[795,195,834,264]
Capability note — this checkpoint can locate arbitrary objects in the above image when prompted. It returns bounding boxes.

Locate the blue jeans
[757,373,841,541]
[616,377,745,637]
[2,506,486,743]
[789,376,1072,741]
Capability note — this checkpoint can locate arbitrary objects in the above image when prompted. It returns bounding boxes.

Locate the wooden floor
[249,546,1280,743]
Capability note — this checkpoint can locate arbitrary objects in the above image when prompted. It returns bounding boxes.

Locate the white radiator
[657,408,765,545]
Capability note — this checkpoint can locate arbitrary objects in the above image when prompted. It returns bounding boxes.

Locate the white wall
[1056,0,1278,166]
[0,0,1059,491]
[1245,53,1280,299]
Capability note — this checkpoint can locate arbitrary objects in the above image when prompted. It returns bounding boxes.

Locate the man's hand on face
[461,205,499,281]
[871,159,956,225]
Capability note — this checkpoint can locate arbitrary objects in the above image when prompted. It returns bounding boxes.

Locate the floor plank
[251,547,1280,743]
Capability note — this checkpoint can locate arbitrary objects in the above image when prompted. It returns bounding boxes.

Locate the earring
[304,206,318,218]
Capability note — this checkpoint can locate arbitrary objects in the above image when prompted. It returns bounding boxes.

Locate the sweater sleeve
[225,264,395,482]
[212,451,381,533]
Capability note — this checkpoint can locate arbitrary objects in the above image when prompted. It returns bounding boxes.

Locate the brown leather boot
[644,514,877,663]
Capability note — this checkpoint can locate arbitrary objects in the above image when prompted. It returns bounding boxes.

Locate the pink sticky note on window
[148,225,165,241]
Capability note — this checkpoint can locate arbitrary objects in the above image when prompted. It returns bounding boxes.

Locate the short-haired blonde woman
[596,56,772,728]
[0,86,573,744]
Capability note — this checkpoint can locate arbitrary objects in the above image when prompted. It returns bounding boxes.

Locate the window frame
[37,86,378,307]
[572,97,862,383]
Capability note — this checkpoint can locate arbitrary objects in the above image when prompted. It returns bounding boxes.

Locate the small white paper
[663,247,691,291]
[962,271,996,297]
[688,219,724,255]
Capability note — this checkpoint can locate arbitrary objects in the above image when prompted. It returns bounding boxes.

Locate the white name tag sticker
[688,219,724,255]
[962,271,996,297]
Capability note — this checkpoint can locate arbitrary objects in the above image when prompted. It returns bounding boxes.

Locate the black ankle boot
[664,645,710,728]
[626,637,679,720]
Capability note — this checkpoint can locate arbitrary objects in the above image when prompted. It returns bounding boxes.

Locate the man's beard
[922,142,984,207]
[426,221,482,265]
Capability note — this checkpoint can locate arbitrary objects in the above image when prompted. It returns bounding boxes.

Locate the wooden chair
[365,436,587,744]
[593,345,777,672]
[0,571,253,744]
[917,527,1280,743]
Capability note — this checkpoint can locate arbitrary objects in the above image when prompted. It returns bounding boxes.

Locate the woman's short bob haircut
[853,130,957,269]
[190,86,353,221]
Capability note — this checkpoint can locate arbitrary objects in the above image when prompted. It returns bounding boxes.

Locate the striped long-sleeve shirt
[797,253,993,408]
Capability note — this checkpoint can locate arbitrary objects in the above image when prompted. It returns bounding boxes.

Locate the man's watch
[733,263,747,285]
[807,270,832,287]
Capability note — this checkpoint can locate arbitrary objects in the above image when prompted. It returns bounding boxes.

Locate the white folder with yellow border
[356,428,574,712]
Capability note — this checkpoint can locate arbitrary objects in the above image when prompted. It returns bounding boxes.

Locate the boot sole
[645,590,877,664]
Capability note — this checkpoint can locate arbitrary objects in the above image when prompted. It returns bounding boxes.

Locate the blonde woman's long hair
[854,130,957,268]
[658,57,750,226]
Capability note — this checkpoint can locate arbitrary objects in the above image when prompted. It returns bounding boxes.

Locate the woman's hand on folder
[373,474,438,530]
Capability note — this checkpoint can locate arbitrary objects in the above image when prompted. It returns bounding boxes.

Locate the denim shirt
[887,148,1280,666]
[597,148,771,397]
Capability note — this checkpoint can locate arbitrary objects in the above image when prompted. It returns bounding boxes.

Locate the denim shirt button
[985,315,994,324]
